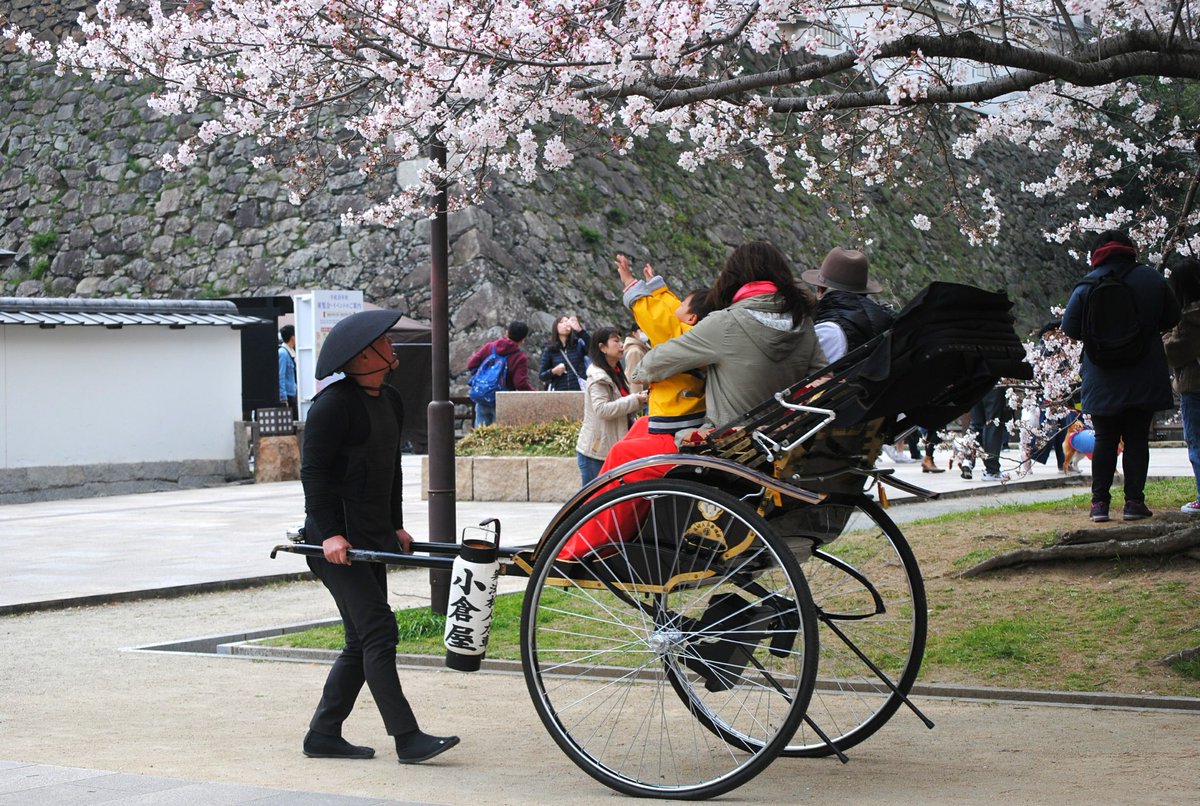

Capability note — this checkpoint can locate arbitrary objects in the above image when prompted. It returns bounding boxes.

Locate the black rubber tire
[520,479,818,800]
[777,494,927,757]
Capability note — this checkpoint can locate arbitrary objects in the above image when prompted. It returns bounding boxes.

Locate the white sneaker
[882,444,918,463]
[980,471,1010,482]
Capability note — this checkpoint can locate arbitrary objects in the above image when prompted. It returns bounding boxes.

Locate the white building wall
[1,325,242,469]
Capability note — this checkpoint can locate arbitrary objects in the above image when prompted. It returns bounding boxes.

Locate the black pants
[306,558,418,737]
[906,428,934,460]
[1090,408,1153,505]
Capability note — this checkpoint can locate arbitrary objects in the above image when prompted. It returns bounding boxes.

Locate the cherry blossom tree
[6,1,1200,259]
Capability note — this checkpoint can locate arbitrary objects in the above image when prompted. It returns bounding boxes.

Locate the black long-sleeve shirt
[300,379,405,551]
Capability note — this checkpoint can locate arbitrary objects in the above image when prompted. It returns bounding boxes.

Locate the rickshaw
[274,281,1031,799]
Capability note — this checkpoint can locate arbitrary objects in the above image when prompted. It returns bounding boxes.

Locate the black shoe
[395,730,460,764]
[960,464,973,480]
[1123,501,1153,521]
[303,730,375,759]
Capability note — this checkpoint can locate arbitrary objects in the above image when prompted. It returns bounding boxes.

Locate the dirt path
[0,575,1196,804]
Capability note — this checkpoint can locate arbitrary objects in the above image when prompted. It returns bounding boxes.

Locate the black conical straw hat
[315,309,402,379]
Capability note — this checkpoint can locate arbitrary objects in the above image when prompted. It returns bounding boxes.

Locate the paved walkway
[2,447,1193,613]
[1,447,1197,804]
[0,760,413,805]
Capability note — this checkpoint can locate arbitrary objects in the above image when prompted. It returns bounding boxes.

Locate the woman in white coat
[575,326,648,485]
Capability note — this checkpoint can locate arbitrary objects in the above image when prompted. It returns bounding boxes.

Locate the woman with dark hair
[1164,257,1200,513]
[573,327,648,485]
[539,314,590,391]
[705,239,815,329]
[630,240,824,427]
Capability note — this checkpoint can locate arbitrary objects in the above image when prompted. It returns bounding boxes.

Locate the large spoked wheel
[774,494,927,757]
[520,479,819,800]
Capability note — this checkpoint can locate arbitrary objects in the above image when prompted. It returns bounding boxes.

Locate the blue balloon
[1071,429,1096,455]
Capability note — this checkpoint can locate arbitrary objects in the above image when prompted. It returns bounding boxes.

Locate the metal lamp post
[425,139,454,614]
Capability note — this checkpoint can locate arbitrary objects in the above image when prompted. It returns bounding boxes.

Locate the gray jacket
[630,294,826,428]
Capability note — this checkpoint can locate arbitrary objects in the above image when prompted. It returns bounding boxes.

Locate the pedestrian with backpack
[1062,230,1180,523]
[466,320,534,427]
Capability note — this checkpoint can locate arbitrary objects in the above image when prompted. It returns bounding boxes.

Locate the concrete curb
[0,571,314,618]
[217,641,1200,714]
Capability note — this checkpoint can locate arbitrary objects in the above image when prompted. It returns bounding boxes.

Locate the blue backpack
[468,346,508,405]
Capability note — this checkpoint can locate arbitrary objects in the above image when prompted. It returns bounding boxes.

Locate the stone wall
[0,459,238,505]
[496,391,584,426]
[3,2,1085,398]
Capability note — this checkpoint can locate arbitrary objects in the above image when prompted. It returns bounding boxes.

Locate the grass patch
[263,592,527,660]
[1171,656,1200,681]
[926,617,1052,668]
[950,547,1004,570]
[914,478,1199,527]
[269,482,1200,696]
[30,231,58,254]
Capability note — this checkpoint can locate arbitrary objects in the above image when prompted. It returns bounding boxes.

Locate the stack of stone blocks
[422,390,584,503]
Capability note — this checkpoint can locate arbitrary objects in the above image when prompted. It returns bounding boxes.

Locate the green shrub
[30,231,58,254]
[606,207,629,225]
[456,418,580,457]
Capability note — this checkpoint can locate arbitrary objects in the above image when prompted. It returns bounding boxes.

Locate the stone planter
[421,455,579,502]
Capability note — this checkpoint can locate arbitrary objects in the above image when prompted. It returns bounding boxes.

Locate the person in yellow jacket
[559,254,712,559]
[616,253,710,435]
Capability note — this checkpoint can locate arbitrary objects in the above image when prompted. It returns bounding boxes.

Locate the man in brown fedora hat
[802,248,942,470]
[801,247,894,363]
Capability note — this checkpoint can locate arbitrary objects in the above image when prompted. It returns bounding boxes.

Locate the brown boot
[921,457,945,473]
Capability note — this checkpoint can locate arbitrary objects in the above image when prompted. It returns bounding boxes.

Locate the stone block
[496,390,584,426]
[527,457,581,503]
[256,435,301,483]
[470,456,528,502]
[420,455,473,501]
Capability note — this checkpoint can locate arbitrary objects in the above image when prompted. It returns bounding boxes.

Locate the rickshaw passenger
[558,241,825,560]
[630,241,824,428]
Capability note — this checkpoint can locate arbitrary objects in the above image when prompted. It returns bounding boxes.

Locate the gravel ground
[1,574,1197,805]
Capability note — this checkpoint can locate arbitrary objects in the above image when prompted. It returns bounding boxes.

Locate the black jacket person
[802,247,895,362]
[300,308,459,765]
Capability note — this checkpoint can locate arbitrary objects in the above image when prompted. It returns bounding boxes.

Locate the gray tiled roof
[0,297,268,328]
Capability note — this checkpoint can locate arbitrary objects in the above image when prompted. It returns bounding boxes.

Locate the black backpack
[1077,262,1143,368]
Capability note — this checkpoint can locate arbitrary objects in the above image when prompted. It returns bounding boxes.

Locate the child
[616,253,710,436]
[558,255,712,561]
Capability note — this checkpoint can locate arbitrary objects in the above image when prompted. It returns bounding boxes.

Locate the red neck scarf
[1090,242,1136,267]
[732,281,778,303]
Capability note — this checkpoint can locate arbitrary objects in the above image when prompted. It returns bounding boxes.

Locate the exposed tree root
[1058,523,1181,545]
[1159,646,1200,666]
[960,525,1200,577]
